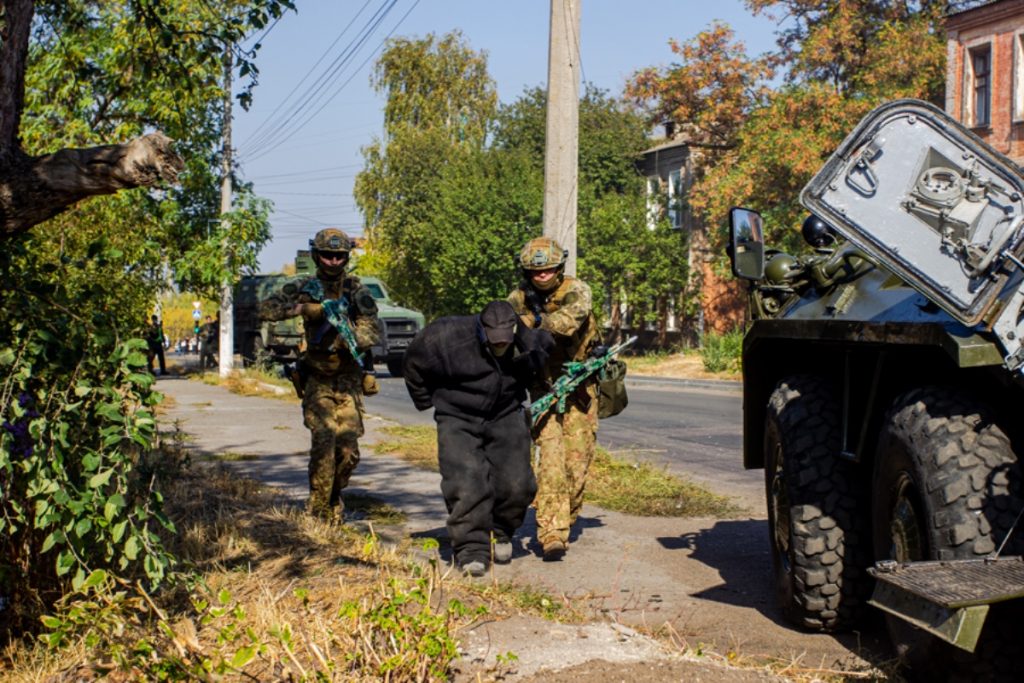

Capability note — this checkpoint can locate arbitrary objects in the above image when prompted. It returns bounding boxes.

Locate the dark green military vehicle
[729,100,1024,678]
[233,250,425,375]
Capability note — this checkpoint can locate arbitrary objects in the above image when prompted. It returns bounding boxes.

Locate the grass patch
[210,451,260,462]
[2,458,485,681]
[344,493,406,525]
[373,424,439,471]
[587,447,743,517]
[196,368,299,402]
[374,426,740,518]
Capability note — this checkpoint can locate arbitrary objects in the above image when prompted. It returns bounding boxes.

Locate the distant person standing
[403,301,554,576]
[145,314,167,376]
[200,314,219,369]
[508,237,599,561]
[260,228,381,523]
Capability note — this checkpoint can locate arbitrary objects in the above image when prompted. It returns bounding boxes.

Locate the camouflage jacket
[508,276,599,381]
[260,274,380,378]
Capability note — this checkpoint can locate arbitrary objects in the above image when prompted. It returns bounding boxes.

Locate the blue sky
[232,1,783,271]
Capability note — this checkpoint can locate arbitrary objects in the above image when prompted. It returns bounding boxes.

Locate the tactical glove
[292,302,324,320]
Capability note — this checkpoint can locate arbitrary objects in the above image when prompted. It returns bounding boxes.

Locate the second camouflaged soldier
[260,228,381,522]
[508,237,599,560]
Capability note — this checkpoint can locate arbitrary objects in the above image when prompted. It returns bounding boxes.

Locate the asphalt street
[366,373,763,510]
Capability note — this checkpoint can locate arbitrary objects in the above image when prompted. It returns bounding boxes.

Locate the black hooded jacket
[403,314,554,420]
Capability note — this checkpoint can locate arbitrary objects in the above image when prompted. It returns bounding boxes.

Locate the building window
[645,177,659,230]
[969,44,991,128]
[668,169,684,230]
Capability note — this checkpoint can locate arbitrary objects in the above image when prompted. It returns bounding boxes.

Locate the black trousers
[435,408,537,564]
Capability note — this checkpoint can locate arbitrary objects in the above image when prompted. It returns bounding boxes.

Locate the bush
[0,236,175,640]
[700,329,743,374]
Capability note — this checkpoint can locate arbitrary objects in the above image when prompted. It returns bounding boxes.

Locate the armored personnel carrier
[729,99,1024,678]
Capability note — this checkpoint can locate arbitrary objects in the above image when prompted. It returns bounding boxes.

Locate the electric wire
[239,0,397,156]
[238,0,377,153]
[243,0,421,164]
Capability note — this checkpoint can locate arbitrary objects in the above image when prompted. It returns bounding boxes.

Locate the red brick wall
[701,261,746,333]
[946,2,1024,164]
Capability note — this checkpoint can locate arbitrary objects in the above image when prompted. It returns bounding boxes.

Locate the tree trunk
[1,0,182,237]
[0,134,183,236]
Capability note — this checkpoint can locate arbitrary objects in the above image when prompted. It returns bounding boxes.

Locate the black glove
[589,344,609,359]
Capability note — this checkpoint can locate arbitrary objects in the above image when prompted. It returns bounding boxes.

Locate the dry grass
[373,424,439,471]
[196,368,300,403]
[1,465,480,682]
[2,449,603,682]
[374,425,742,518]
[623,351,741,382]
[587,447,744,518]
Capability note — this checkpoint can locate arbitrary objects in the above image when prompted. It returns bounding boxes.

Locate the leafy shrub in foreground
[0,236,175,639]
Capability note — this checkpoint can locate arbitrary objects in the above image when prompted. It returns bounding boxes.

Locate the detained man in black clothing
[404,301,554,576]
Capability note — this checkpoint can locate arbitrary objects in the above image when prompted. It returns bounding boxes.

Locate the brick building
[946,0,1024,164]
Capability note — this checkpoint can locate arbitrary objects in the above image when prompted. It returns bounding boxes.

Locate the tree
[0,0,288,637]
[628,2,948,257]
[355,31,498,313]
[0,0,291,237]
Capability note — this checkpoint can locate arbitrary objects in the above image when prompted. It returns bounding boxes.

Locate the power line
[239,0,398,156]
[248,163,363,180]
[238,0,376,152]
[243,0,421,164]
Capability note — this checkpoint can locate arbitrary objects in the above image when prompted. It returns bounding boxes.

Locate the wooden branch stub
[1,133,185,236]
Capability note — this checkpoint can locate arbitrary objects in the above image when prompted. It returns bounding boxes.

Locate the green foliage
[632,2,947,261]
[21,1,280,298]
[0,236,176,638]
[700,329,743,374]
[358,49,660,321]
[35,530,476,681]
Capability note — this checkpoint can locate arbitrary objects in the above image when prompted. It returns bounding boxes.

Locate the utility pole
[219,43,235,378]
[543,0,581,277]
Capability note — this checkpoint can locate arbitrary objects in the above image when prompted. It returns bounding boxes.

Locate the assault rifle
[317,298,365,369]
[529,336,637,426]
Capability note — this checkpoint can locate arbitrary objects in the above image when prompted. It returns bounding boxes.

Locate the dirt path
[158,375,887,681]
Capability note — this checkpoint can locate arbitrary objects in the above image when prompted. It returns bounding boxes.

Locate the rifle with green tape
[529,336,636,426]
[320,298,365,369]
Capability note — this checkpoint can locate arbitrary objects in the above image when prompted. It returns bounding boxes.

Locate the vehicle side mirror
[729,207,765,280]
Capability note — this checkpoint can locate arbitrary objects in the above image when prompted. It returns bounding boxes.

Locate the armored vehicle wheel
[873,387,1023,680]
[386,356,404,378]
[764,375,872,631]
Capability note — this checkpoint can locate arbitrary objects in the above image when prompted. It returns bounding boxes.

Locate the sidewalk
[157,374,876,680]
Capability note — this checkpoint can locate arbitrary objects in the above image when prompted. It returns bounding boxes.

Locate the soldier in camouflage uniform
[260,228,381,522]
[508,237,599,560]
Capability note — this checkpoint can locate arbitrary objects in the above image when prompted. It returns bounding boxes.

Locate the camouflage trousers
[532,384,599,547]
[302,372,365,521]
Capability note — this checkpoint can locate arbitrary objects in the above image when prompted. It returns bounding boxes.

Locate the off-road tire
[764,375,872,631]
[873,387,1023,681]
[386,356,404,378]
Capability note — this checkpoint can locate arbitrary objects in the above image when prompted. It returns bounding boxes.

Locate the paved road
[366,373,763,510]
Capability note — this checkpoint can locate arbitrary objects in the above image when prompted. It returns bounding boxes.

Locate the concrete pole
[219,43,235,378]
[543,0,581,277]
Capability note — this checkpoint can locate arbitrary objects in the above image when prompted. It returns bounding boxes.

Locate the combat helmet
[519,236,568,291]
[310,228,352,278]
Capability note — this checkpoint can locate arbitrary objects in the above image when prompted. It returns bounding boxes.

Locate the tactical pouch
[597,359,628,419]
[362,372,380,396]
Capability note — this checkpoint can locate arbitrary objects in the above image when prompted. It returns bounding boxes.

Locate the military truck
[728,99,1024,678]
[234,251,425,376]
